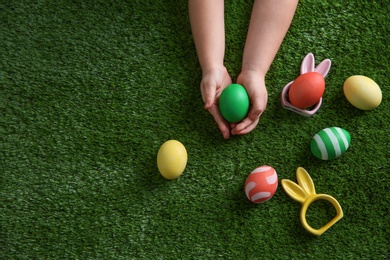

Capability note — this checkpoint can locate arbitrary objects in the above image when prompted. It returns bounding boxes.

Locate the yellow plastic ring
[300,194,344,236]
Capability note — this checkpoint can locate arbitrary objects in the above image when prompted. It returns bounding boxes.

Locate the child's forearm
[188,0,225,73]
[242,0,298,76]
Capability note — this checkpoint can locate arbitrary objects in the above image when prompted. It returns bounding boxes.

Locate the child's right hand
[200,66,233,139]
[231,70,268,135]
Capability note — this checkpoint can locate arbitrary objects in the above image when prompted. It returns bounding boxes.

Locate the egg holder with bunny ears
[281,53,331,117]
[281,167,344,236]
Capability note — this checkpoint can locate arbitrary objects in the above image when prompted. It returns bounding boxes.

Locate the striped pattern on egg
[244,165,278,204]
[310,127,351,160]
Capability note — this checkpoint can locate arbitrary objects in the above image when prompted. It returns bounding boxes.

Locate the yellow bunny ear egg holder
[281,167,343,236]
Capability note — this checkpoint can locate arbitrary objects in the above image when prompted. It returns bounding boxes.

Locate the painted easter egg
[343,75,382,110]
[244,165,278,203]
[289,72,325,109]
[157,140,187,179]
[310,127,351,160]
[219,84,250,123]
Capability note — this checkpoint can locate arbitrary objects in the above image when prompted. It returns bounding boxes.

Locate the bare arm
[242,0,298,76]
[188,0,225,73]
[232,0,298,135]
[189,0,233,139]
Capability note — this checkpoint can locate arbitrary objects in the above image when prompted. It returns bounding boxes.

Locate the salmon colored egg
[289,72,325,109]
[244,165,278,204]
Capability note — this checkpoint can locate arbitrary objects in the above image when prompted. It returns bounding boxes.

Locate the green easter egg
[219,84,250,123]
[310,127,351,160]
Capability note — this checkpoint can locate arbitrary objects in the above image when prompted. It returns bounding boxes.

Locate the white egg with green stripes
[310,127,351,160]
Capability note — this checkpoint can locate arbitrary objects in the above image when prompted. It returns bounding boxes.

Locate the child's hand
[200,66,233,139]
[231,70,268,135]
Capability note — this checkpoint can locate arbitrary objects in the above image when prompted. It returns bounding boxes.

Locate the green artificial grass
[2,0,389,258]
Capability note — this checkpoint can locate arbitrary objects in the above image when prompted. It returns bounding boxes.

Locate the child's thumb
[249,101,264,120]
[201,85,216,109]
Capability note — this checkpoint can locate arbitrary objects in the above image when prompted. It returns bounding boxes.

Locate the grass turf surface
[2,0,389,258]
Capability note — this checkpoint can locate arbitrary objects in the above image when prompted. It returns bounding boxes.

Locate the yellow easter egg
[343,75,382,110]
[157,140,187,180]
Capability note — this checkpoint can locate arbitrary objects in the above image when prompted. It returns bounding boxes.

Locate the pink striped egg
[244,165,278,204]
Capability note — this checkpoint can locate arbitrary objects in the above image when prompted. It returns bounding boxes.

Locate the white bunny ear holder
[281,53,331,117]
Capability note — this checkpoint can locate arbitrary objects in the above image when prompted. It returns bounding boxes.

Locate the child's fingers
[231,98,264,135]
[248,100,264,121]
[231,116,260,135]
[207,105,231,139]
[200,81,216,109]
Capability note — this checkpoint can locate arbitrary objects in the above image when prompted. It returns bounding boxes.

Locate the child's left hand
[231,70,268,135]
